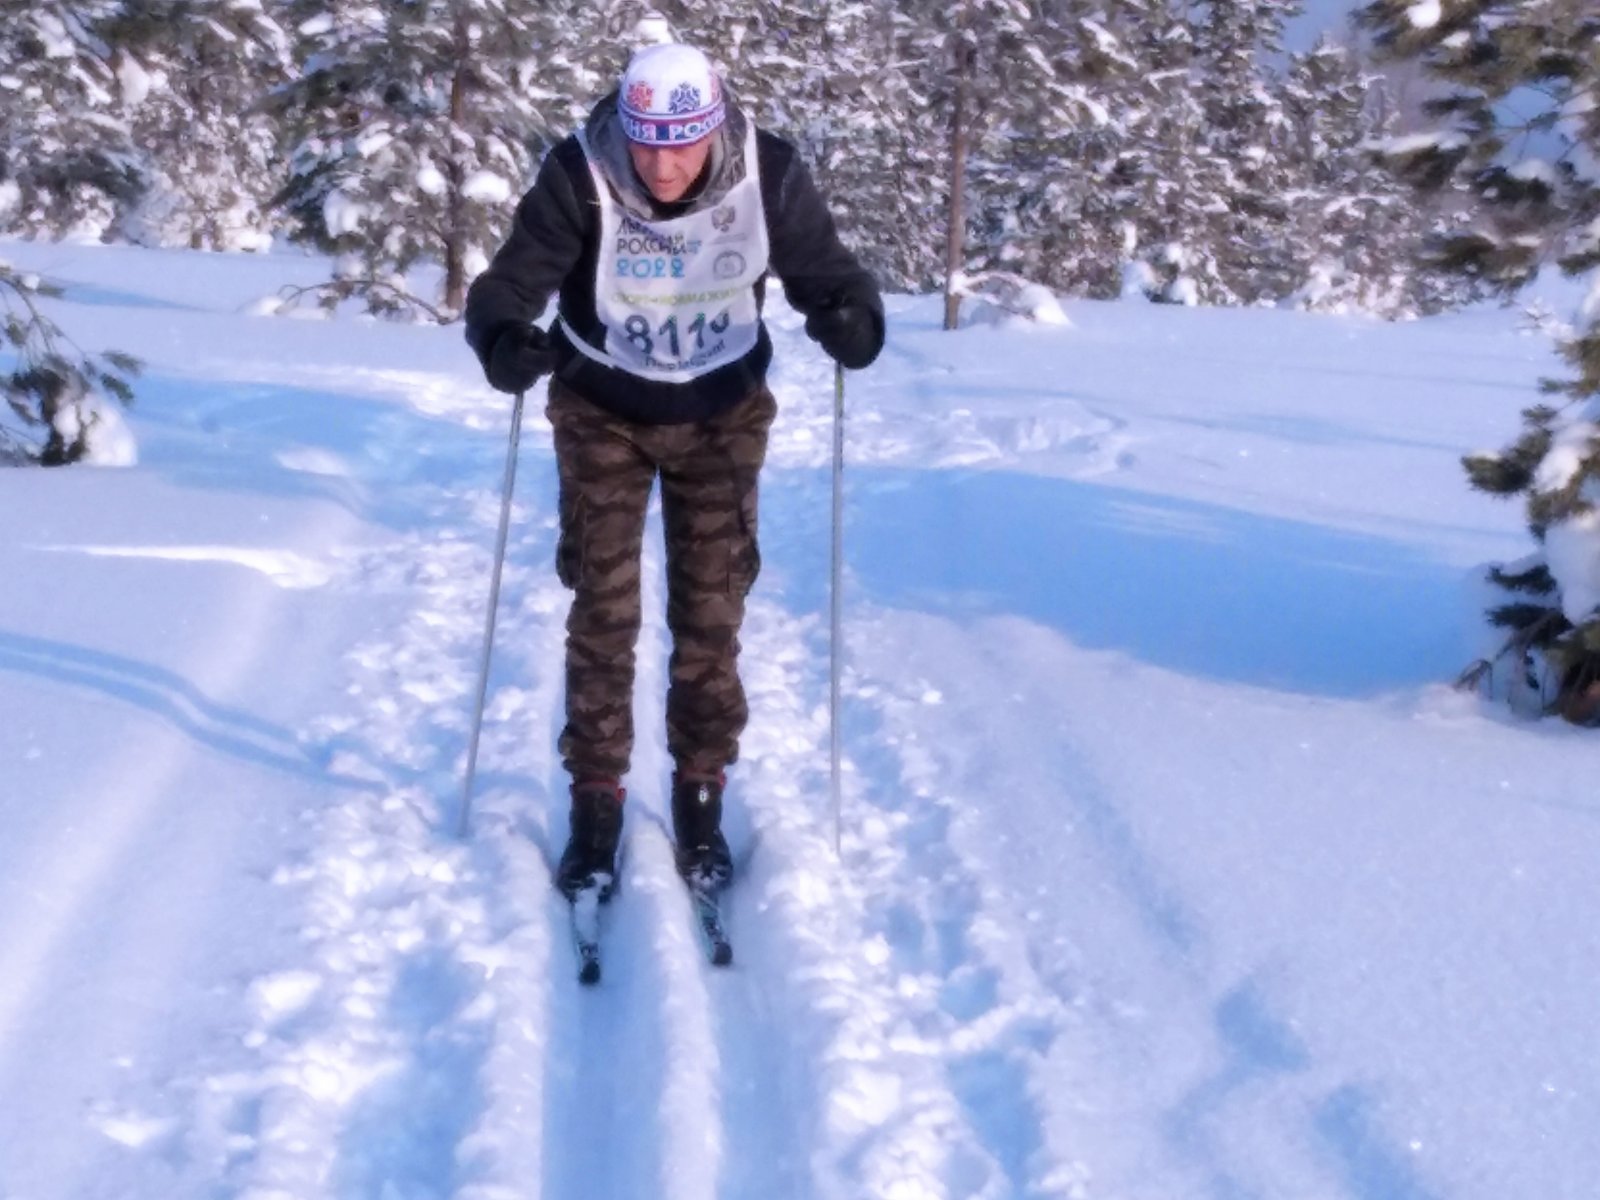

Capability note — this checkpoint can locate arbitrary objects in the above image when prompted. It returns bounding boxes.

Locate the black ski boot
[556,780,624,901]
[671,772,733,893]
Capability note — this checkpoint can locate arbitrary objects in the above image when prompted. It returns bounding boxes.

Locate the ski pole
[830,362,845,858]
[459,387,527,839]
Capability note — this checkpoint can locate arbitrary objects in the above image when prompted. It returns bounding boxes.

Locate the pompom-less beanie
[618,43,726,146]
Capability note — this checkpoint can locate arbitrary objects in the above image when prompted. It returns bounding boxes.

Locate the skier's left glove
[805,300,883,370]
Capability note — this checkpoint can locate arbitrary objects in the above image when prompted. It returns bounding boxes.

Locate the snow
[50,391,139,466]
[1121,259,1155,301]
[1535,402,1600,623]
[1167,275,1201,306]
[1406,0,1442,30]
[462,172,513,205]
[356,130,394,159]
[1533,419,1598,496]
[417,164,448,197]
[323,190,367,237]
[1385,131,1472,157]
[32,13,77,60]
[1292,259,1355,313]
[1544,507,1600,623]
[1081,18,1120,55]
[1509,159,1558,186]
[1,237,1597,1200]
[633,14,675,46]
[116,55,154,107]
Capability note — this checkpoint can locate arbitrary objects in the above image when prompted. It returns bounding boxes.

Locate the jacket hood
[582,88,750,220]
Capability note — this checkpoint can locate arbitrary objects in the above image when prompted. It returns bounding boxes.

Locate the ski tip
[710,942,733,968]
[578,958,602,986]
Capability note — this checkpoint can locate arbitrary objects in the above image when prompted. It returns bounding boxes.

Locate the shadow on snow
[783,466,1469,699]
[0,629,384,792]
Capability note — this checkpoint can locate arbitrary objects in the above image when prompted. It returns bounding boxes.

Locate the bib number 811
[624,310,731,359]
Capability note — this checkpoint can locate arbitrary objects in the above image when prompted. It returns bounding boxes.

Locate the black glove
[805,301,883,370]
[485,325,558,394]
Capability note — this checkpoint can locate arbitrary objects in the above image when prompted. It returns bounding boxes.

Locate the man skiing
[465,43,882,906]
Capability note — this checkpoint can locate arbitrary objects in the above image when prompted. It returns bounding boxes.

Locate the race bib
[564,124,769,384]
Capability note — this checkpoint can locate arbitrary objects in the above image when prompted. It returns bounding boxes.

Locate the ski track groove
[525,493,724,1200]
[631,523,725,1200]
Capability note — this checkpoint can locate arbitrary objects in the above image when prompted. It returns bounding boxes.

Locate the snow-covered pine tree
[1279,37,1452,316]
[972,2,1147,300]
[0,1,141,240]
[714,0,834,142]
[890,0,1104,324]
[1116,5,1227,305]
[99,0,291,251]
[1357,0,1600,718]
[939,2,1113,299]
[1188,0,1302,304]
[843,2,948,293]
[631,0,942,293]
[521,0,635,128]
[836,3,948,292]
[271,0,615,318]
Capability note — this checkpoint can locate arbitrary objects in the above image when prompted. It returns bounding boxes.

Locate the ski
[680,831,760,968]
[569,883,606,985]
[688,883,733,967]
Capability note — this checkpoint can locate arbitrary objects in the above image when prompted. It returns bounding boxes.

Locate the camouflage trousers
[547,379,776,782]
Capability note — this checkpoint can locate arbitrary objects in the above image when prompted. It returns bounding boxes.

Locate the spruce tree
[955,2,1133,300]
[270,0,614,318]
[1117,6,1226,304]
[104,0,291,250]
[1190,0,1302,303]
[891,0,1113,319]
[1358,0,1600,718]
[631,0,944,293]
[1279,38,1453,316]
[1001,2,1161,300]
[0,1,142,239]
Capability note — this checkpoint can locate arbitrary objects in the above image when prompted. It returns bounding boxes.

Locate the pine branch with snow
[0,264,140,466]
[1361,0,1600,720]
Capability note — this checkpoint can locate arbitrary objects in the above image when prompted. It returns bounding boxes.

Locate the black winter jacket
[465,98,883,425]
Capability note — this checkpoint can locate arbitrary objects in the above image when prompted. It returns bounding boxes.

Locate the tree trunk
[942,30,972,332]
[442,11,470,316]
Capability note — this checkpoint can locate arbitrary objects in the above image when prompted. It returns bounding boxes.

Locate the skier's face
[628,138,712,204]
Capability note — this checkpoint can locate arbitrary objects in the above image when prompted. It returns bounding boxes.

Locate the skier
[465,43,882,904]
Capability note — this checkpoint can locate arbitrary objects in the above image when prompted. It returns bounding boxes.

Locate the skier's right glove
[485,325,558,394]
[805,300,883,370]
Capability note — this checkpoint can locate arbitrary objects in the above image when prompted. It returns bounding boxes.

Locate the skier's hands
[805,299,883,370]
[485,325,558,394]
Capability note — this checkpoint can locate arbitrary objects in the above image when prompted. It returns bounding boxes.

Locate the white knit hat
[618,44,726,146]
